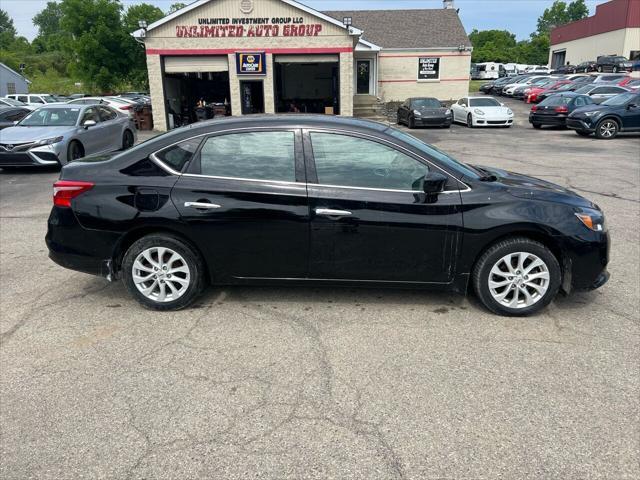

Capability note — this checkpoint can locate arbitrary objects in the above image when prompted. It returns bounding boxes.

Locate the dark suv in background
[567,91,640,139]
[573,60,597,73]
[596,55,633,73]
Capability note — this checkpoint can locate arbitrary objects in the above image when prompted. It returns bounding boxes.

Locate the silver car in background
[0,104,136,168]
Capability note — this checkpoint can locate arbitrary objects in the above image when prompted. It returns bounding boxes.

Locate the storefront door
[240,80,265,114]
[356,60,371,95]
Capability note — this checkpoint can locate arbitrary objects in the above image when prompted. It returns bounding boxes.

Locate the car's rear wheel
[122,129,134,150]
[532,123,542,129]
[466,113,474,128]
[473,237,561,316]
[575,130,591,137]
[595,118,619,139]
[122,234,205,310]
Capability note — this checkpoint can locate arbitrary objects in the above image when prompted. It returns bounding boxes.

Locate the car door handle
[315,208,352,218]
[184,201,222,210]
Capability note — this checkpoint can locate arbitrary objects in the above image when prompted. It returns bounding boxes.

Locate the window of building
[310,132,428,191]
[199,131,296,182]
[6,82,16,94]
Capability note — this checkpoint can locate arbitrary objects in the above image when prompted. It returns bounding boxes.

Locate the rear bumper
[46,206,120,279]
[529,113,568,126]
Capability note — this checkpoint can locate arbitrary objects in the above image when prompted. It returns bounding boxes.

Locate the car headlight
[507,109,513,115]
[413,110,422,116]
[584,111,599,117]
[575,208,606,232]
[445,109,452,115]
[474,109,485,115]
[37,136,64,146]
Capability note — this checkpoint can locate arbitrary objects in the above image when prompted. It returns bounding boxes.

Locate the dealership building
[134,0,472,131]
[549,0,640,68]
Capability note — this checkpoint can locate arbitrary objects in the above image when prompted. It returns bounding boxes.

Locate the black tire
[122,129,134,150]
[532,123,542,129]
[612,66,618,73]
[67,140,83,163]
[594,118,619,139]
[122,234,206,311]
[466,113,474,128]
[597,66,603,73]
[472,237,561,316]
[575,130,591,137]
[408,117,415,129]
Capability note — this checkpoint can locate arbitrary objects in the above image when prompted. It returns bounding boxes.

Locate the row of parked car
[552,55,635,74]
[480,73,640,139]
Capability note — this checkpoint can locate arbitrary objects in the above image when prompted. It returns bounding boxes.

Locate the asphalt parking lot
[1,97,639,479]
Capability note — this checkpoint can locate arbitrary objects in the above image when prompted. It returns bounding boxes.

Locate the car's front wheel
[595,118,619,139]
[408,117,415,129]
[472,237,561,316]
[532,123,542,129]
[122,234,206,310]
[67,140,83,163]
[466,113,474,128]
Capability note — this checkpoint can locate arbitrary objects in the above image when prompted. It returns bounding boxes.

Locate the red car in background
[526,80,574,103]
[618,77,639,89]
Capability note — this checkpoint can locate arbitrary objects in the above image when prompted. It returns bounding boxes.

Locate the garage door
[164,56,229,73]
[274,55,339,64]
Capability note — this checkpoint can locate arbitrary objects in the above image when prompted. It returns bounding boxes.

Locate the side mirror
[627,103,637,110]
[83,119,96,129]
[422,171,448,194]
[500,102,505,106]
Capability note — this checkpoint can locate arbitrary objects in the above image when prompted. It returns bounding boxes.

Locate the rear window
[539,96,572,106]
[155,138,202,172]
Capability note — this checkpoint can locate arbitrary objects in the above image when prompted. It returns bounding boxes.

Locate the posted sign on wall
[418,57,440,81]
[236,52,266,75]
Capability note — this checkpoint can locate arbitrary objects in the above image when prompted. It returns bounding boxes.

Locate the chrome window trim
[149,124,472,194]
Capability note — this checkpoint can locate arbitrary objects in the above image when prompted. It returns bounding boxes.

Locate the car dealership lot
[1,98,638,479]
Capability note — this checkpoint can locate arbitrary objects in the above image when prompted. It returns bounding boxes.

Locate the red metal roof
[550,0,640,45]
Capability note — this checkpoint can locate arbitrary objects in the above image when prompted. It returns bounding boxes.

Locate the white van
[5,93,62,107]
[472,62,505,80]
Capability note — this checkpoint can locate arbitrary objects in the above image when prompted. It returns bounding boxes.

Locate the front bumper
[473,116,513,127]
[413,116,452,127]
[566,117,596,132]
[0,142,62,167]
[561,229,610,292]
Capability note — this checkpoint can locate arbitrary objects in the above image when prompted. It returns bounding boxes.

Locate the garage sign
[418,57,440,81]
[236,52,266,75]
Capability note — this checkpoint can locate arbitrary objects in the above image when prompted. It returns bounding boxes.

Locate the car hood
[473,106,511,114]
[569,104,609,116]
[0,125,76,142]
[473,165,596,208]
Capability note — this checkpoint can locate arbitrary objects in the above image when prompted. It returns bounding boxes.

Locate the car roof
[34,103,90,109]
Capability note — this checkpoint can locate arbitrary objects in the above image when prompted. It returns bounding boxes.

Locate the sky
[3,0,609,41]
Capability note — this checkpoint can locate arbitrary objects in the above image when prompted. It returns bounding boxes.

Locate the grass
[469,80,485,93]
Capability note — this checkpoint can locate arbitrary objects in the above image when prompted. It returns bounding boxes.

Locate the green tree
[469,29,517,63]
[0,8,17,48]
[32,2,70,52]
[168,3,187,14]
[123,3,164,33]
[536,0,589,36]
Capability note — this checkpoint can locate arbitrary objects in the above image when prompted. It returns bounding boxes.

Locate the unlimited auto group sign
[176,17,323,38]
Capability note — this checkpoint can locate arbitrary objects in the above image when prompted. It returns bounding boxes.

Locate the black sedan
[567,91,640,139]
[397,98,452,128]
[529,93,595,128]
[46,115,609,316]
[0,106,30,130]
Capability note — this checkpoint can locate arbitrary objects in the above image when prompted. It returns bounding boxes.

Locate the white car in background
[451,96,514,128]
[0,97,37,110]
[67,96,138,117]
[5,93,63,107]
[503,76,556,96]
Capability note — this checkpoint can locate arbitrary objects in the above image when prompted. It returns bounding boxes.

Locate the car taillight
[531,105,538,111]
[53,180,94,207]
[555,106,568,113]
[119,105,132,110]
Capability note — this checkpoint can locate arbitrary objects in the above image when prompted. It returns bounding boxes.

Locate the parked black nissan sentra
[46,115,610,316]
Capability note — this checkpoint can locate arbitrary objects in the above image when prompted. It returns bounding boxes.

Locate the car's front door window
[310,132,428,191]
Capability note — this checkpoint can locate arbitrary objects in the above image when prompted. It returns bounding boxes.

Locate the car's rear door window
[309,132,428,191]
[98,106,117,121]
[197,131,296,182]
[155,138,202,172]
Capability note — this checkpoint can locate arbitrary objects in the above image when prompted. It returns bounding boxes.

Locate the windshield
[469,98,500,107]
[557,83,575,91]
[19,107,80,126]
[40,95,57,103]
[412,98,441,108]
[574,85,593,94]
[601,92,638,106]
[386,128,480,180]
[1,97,25,106]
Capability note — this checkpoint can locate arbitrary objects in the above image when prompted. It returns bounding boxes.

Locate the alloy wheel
[599,121,617,138]
[488,252,550,309]
[132,247,191,303]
